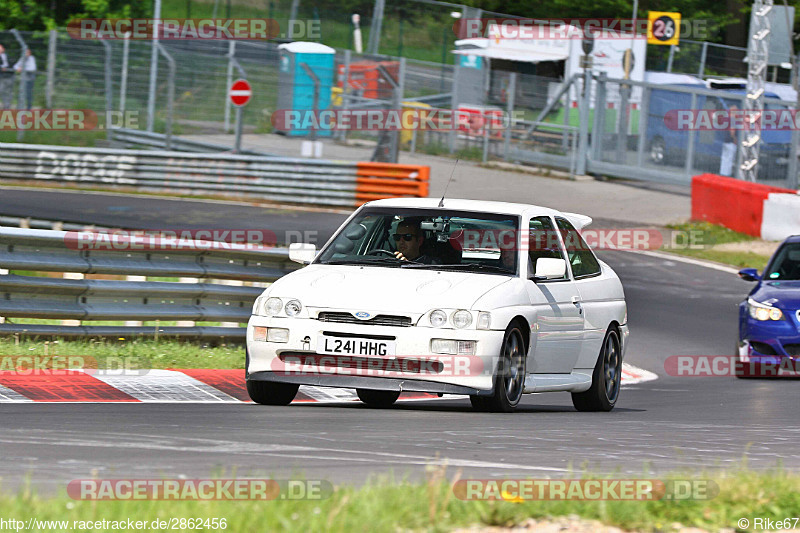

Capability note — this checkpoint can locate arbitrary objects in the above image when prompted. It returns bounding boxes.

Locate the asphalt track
[2,189,800,492]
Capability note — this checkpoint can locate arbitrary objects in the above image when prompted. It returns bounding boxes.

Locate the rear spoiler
[562,212,593,230]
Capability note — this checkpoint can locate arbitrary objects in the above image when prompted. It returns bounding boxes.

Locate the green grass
[1,468,799,532]
[0,338,244,369]
[664,221,770,270]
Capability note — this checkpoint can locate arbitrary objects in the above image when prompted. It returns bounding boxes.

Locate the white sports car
[246,198,629,412]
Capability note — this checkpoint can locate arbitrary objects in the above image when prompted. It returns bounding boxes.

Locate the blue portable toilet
[276,42,336,137]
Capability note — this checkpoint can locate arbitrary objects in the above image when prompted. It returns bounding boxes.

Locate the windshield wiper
[404,263,513,274]
[321,258,403,266]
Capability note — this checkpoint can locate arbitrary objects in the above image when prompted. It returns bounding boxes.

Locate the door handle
[571,296,583,314]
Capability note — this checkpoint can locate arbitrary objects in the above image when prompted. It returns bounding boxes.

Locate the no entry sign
[229,79,252,107]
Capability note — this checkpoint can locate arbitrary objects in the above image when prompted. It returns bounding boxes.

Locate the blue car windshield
[765,243,800,280]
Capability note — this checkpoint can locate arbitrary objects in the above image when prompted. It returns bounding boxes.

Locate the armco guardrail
[0,143,430,207]
[0,227,301,339]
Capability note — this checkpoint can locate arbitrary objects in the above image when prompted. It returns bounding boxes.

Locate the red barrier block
[691,174,793,236]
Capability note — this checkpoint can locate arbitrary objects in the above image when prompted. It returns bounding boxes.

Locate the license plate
[317,336,396,356]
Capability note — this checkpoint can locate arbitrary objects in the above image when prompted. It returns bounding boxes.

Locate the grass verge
[664,221,771,271]
[0,338,244,369]
[1,468,799,532]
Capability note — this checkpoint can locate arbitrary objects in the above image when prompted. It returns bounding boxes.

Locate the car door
[555,217,607,371]
[524,216,585,373]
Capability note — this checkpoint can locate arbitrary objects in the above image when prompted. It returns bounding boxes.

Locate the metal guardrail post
[503,72,516,161]
[155,43,176,150]
[45,29,56,108]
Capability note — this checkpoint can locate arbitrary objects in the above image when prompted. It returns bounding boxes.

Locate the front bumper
[246,314,506,393]
[738,310,800,375]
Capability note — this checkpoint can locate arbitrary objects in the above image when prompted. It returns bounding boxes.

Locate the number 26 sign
[648,11,680,46]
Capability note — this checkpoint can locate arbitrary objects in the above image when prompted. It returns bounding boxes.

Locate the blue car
[738,236,800,377]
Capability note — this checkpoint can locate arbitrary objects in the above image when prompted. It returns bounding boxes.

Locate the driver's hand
[394,251,408,261]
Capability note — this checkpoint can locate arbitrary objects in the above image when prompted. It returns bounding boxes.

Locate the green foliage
[0,0,151,32]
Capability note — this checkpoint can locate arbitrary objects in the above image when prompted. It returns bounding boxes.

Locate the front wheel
[572,328,621,412]
[247,380,299,405]
[476,323,527,413]
[356,389,400,407]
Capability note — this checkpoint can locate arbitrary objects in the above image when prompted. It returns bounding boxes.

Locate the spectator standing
[14,48,36,110]
[0,44,13,109]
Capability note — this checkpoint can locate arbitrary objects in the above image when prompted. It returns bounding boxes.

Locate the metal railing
[0,143,430,207]
[0,227,301,339]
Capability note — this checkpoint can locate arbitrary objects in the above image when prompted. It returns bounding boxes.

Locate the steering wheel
[366,249,396,257]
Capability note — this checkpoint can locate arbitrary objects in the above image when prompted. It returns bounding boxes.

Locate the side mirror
[532,258,567,281]
[289,243,317,264]
[738,268,761,282]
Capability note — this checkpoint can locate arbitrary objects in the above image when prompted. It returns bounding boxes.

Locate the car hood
[268,264,513,313]
[751,280,800,310]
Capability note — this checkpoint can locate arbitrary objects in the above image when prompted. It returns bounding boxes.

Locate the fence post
[224,41,236,132]
[120,32,130,113]
[503,72,516,161]
[337,49,351,142]
[683,92,698,177]
[102,40,113,141]
[45,29,57,108]
[591,72,606,161]
[146,0,162,132]
[575,68,592,175]
[448,58,460,154]
[390,57,406,163]
[667,44,675,73]
[698,42,708,78]
[636,86,650,167]
[155,44,175,150]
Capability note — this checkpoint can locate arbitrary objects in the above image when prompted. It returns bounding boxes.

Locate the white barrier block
[761,193,800,241]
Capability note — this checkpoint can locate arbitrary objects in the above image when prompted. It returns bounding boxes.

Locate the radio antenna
[439,159,459,208]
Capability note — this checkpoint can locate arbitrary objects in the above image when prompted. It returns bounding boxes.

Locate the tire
[649,136,666,165]
[247,380,299,405]
[572,328,621,412]
[478,323,527,413]
[356,389,400,407]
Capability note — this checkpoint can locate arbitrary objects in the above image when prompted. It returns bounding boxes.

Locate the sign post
[229,79,252,153]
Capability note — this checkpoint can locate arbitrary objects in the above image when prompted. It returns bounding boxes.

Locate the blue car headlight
[748,298,784,321]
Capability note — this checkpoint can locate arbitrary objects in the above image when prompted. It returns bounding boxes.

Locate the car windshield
[764,243,800,281]
[315,207,520,275]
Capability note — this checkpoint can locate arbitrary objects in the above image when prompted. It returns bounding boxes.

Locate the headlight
[430,309,447,327]
[265,297,283,316]
[284,299,303,316]
[452,310,472,329]
[748,298,784,321]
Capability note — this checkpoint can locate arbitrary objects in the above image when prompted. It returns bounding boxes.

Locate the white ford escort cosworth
[246,198,628,412]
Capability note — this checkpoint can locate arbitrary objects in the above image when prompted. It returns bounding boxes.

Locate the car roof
[784,235,800,244]
[362,198,592,228]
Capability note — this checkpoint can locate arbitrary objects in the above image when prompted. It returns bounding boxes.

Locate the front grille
[317,312,412,327]
[784,344,800,357]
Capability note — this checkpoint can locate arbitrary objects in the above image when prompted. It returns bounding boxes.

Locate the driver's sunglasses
[392,233,416,242]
